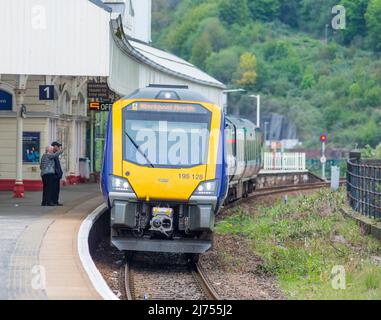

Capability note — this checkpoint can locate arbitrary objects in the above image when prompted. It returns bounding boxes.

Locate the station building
[0,0,225,197]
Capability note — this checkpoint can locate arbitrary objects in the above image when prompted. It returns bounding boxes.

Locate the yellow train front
[101,85,228,255]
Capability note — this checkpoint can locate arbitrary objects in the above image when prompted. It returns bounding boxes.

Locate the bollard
[331,166,340,192]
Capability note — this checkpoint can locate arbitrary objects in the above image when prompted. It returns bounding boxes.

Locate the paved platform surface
[0,184,104,300]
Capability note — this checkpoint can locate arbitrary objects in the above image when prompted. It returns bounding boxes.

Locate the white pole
[256,95,261,128]
[14,89,25,198]
[322,141,326,180]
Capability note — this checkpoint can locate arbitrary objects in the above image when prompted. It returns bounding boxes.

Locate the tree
[206,48,241,84]
[200,18,229,52]
[263,41,292,61]
[279,0,301,27]
[164,3,218,57]
[190,33,212,70]
[219,0,250,26]
[301,65,316,89]
[298,0,338,35]
[348,83,362,98]
[248,0,281,21]
[365,0,381,51]
[237,52,257,90]
[340,0,369,45]
[364,86,381,107]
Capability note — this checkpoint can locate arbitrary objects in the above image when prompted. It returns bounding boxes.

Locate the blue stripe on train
[101,109,113,207]
[215,110,228,210]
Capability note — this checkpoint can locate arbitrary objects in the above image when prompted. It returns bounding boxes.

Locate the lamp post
[249,94,261,128]
[264,121,269,148]
[325,24,329,44]
[222,89,245,115]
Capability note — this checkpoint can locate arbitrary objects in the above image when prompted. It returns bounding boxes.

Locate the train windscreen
[123,102,212,168]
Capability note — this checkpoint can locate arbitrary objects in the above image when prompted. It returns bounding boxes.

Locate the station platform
[0,184,104,300]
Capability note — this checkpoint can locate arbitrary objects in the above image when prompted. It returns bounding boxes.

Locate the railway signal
[320,134,327,143]
[320,134,327,180]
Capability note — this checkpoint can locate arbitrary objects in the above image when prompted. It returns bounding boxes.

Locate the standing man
[40,146,62,206]
[51,142,64,206]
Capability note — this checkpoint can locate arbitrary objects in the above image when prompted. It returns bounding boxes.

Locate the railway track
[121,253,220,300]
[117,180,345,300]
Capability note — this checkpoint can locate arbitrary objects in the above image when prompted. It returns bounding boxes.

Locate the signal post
[320,134,327,180]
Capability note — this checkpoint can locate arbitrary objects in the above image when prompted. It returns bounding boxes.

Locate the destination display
[126,102,208,114]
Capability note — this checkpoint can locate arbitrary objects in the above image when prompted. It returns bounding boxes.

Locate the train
[101,85,263,260]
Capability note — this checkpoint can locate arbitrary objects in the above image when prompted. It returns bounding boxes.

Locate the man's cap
[51,141,62,147]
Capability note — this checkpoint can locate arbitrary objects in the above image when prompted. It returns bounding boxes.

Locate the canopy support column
[13,75,28,198]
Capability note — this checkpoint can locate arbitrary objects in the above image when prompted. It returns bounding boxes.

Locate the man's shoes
[54,203,63,206]
[47,203,55,207]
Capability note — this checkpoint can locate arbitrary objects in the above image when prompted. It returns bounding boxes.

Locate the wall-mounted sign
[87,82,118,112]
[88,82,110,99]
[23,132,40,164]
[0,90,13,111]
[89,100,113,112]
[39,85,55,101]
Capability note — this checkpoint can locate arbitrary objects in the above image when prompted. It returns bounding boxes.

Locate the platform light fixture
[222,89,246,114]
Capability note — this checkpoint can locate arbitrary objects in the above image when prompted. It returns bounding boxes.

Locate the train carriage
[101,85,262,257]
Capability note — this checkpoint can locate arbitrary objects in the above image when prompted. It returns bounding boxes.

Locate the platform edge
[77,203,119,301]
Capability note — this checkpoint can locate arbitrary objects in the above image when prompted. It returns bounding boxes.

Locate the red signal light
[320,134,327,143]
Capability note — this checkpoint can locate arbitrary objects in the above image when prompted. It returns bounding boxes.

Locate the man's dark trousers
[42,174,55,205]
[52,157,63,205]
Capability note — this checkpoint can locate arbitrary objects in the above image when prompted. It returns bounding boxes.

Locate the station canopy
[0,0,111,77]
[129,39,225,88]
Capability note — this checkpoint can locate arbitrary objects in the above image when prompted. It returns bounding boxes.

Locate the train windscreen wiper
[124,130,155,168]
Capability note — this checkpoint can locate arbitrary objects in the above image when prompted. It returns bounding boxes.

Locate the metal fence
[347,154,381,219]
[307,159,347,179]
[263,152,306,172]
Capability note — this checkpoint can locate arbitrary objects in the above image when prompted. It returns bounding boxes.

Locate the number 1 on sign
[44,87,50,99]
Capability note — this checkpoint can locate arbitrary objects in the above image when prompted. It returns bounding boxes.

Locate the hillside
[152,0,381,149]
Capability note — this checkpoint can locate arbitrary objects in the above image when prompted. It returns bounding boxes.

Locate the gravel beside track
[92,185,331,300]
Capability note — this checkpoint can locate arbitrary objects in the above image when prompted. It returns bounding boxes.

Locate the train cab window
[122,102,212,168]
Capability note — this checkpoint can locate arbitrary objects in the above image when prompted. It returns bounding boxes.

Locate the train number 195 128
[178,174,204,181]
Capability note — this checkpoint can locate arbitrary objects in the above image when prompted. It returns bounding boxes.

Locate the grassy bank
[216,189,381,299]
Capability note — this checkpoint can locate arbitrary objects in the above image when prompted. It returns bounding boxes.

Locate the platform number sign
[39,85,55,101]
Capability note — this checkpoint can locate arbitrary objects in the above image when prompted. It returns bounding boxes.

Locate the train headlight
[110,176,134,193]
[193,180,218,196]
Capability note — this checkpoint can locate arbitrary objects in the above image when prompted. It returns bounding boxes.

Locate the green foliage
[364,86,381,107]
[340,0,369,44]
[362,144,376,158]
[152,0,381,149]
[190,33,212,69]
[248,0,281,21]
[361,141,381,158]
[216,190,381,299]
[301,65,316,89]
[163,2,219,57]
[219,0,250,26]
[205,47,242,84]
[264,41,293,61]
[365,0,381,51]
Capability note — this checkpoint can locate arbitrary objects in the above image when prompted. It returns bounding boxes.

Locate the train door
[225,119,236,180]
[235,127,245,181]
